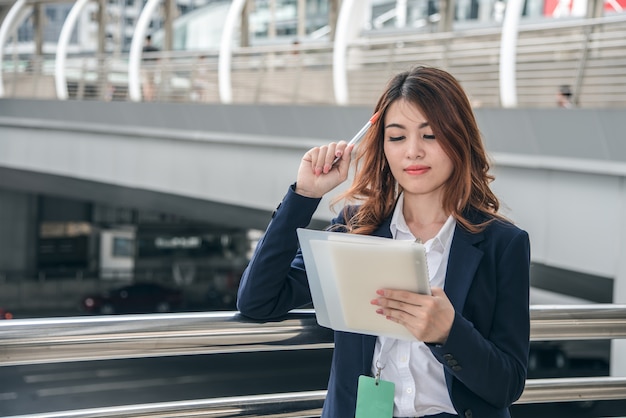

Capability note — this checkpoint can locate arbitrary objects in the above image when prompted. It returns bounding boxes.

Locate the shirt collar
[390,193,456,250]
[390,194,409,239]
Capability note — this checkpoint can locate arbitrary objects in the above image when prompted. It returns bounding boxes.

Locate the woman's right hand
[295,141,354,198]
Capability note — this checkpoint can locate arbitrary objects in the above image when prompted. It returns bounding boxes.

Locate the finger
[332,141,349,161]
[312,145,329,175]
[344,143,355,159]
[376,303,417,326]
[302,148,318,176]
[376,288,422,304]
[372,295,419,319]
[302,147,315,162]
[321,142,338,174]
[337,142,355,170]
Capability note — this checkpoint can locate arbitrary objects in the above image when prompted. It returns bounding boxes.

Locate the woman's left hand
[371,287,455,344]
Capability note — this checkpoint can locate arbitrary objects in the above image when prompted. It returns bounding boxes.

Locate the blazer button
[464,409,473,418]
[452,365,462,372]
[447,359,458,366]
[443,353,453,360]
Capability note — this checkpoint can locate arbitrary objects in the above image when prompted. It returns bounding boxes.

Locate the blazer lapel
[444,224,484,313]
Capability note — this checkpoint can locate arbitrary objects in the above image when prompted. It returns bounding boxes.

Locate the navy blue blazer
[238,185,530,418]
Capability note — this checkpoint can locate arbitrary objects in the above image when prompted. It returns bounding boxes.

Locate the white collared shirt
[371,194,457,417]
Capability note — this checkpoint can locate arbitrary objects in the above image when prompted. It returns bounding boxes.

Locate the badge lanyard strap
[374,339,389,385]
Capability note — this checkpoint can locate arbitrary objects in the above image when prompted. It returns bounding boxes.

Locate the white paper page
[297,231,332,328]
[309,240,348,330]
[328,240,428,340]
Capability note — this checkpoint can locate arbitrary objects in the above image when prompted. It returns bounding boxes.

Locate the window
[112,237,134,258]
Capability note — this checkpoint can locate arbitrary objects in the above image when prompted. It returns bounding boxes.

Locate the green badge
[355,375,395,418]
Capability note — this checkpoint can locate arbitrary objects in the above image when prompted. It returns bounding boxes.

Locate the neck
[401,194,448,242]
[402,193,448,226]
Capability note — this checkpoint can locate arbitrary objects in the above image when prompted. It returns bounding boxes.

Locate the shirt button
[406,388,413,394]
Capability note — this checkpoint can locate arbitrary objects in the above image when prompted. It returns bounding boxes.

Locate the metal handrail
[520,376,626,403]
[0,310,334,367]
[1,305,625,367]
[1,391,327,418]
[4,377,626,418]
[2,305,626,417]
[530,304,626,340]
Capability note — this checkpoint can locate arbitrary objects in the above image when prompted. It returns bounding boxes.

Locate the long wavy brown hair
[333,66,502,235]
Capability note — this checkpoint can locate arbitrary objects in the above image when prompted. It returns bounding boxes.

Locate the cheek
[443,160,454,179]
[384,143,404,161]
[433,148,454,177]
[385,153,404,175]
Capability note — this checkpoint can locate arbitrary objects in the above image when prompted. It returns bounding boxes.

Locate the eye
[423,134,436,140]
[388,136,405,142]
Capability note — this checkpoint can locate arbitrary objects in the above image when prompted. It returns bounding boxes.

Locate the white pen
[332,111,381,166]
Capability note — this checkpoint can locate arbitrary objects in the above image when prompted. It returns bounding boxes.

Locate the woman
[237,66,530,418]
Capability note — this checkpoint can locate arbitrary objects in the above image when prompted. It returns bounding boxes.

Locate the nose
[406,137,424,159]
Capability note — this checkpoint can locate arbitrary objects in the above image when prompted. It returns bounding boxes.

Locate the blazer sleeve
[237,184,322,320]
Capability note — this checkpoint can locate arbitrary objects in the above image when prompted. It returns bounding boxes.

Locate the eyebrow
[384,121,430,129]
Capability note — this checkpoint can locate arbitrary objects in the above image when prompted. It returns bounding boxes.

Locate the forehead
[385,99,428,126]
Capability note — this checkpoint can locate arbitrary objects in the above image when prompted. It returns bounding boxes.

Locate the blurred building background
[1,1,626,416]
[1,0,625,308]
[0,0,624,305]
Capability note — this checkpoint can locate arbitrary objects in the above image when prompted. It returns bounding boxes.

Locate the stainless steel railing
[1,391,327,418]
[1,305,626,417]
[530,304,626,340]
[2,305,625,367]
[2,14,626,107]
[0,310,334,367]
[5,378,626,418]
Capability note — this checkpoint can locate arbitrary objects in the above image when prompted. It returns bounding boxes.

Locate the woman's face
[383,99,454,201]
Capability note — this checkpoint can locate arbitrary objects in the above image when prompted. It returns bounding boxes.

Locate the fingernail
[376,309,383,315]
[370,299,379,305]
[376,289,384,296]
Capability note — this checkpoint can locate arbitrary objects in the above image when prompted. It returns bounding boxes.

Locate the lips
[404,165,430,175]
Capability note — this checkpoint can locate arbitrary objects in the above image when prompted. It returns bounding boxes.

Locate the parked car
[80,282,183,315]
[0,308,13,319]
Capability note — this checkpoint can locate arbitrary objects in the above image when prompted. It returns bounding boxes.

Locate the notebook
[296,228,431,341]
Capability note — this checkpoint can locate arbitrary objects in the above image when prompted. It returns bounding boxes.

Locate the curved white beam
[218,0,247,104]
[332,0,355,105]
[499,0,525,108]
[396,0,407,27]
[0,0,27,97]
[128,0,161,102]
[56,0,91,100]
[332,0,370,105]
